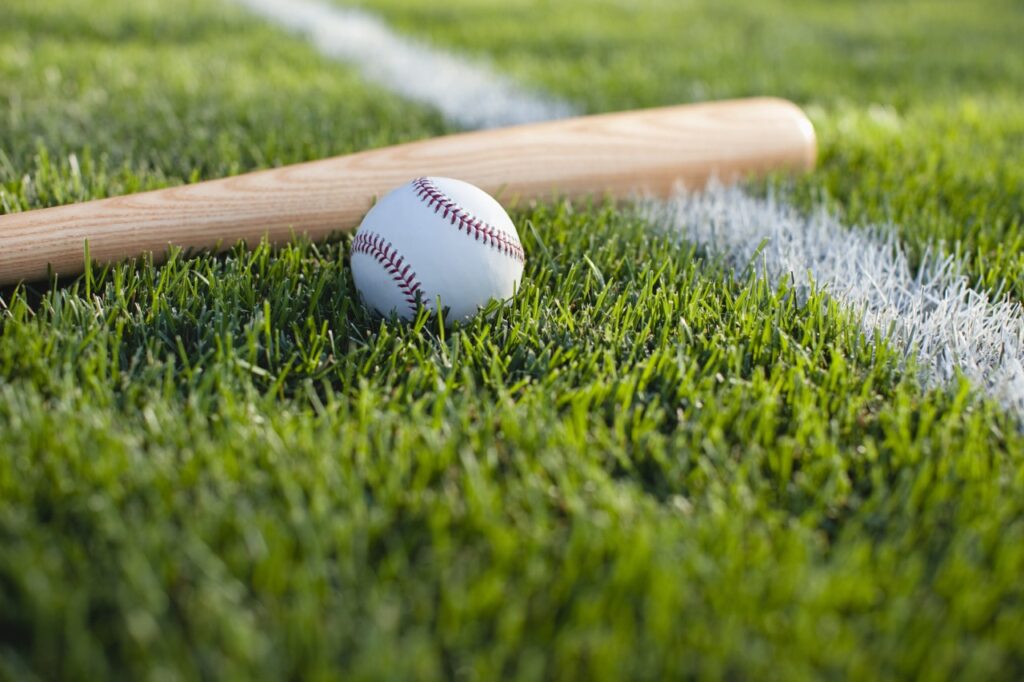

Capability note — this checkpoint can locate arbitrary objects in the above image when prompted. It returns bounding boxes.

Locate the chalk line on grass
[233,0,578,129]
[645,186,1024,413]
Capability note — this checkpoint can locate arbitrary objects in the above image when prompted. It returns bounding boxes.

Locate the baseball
[350,177,525,323]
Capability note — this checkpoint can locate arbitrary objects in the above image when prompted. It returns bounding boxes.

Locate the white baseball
[350,177,525,323]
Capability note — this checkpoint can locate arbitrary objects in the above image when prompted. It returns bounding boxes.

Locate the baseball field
[2,0,1023,679]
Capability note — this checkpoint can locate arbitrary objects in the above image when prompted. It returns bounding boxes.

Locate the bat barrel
[0,97,815,285]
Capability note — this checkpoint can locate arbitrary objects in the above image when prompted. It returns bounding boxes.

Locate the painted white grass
[234,0,578,129]
[645,186,1024,413]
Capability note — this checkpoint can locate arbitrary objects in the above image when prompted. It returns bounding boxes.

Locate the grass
[2,0,1024,679]
[0,0,447,208]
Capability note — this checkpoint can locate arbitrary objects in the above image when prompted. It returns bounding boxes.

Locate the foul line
[645,186,1024,414]
[235,0,1024,415]
[233,0,578,129]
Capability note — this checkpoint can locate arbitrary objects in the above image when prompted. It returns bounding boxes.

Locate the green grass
[3,0,1024,679]
[0,0,448,209]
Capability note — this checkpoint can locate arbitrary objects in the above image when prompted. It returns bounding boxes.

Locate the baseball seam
[351,231,424,316]
[412,177,526,263]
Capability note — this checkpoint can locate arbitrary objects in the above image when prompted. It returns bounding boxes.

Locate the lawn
[2,0,1024,680]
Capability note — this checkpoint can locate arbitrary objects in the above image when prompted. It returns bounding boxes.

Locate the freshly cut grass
[0,0,448,211]
[3,205,1023,680]
[234,0,578,129]
[346,0,1023,106]
[2,0,1024,680]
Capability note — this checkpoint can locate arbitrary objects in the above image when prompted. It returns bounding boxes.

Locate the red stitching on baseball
[412,177,525,263]
[351,231,424,315]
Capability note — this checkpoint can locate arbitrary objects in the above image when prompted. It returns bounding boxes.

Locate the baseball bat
[0,97,815,285]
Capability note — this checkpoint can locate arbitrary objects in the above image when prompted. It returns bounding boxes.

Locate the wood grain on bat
[0,97,816,285]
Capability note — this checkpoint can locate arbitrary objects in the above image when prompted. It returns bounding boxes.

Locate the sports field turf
[2,0,1024,679]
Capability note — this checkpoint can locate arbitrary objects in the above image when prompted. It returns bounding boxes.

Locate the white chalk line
[233,0,1024,414]
[233,0,578,129]
[644,186,1024,414]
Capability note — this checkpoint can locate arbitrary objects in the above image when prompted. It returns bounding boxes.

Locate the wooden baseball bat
[0,97,815,285]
